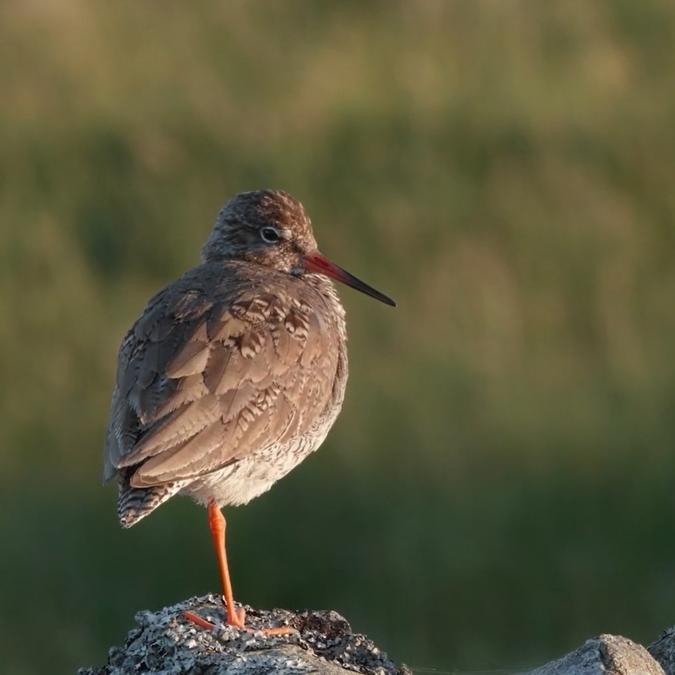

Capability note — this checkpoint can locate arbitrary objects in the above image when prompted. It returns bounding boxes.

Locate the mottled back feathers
[105,261,345,496]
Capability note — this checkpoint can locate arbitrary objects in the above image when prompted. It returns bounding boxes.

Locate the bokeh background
[2,2,675,673]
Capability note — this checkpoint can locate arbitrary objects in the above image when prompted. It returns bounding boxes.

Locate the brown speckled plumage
[104,190,394,630]
[104,190,391,528]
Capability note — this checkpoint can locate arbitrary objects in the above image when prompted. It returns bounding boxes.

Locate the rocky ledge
[78,594,409,674]
[79,594,675,674]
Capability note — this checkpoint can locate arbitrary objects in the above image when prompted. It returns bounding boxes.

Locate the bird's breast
[181,424,334,507]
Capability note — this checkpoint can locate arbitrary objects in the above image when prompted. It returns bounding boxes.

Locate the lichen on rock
[79,594,410,675]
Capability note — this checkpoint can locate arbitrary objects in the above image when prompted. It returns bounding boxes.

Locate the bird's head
[202,190,395,306]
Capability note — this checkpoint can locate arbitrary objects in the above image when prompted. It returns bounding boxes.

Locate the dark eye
[260,226,280,243]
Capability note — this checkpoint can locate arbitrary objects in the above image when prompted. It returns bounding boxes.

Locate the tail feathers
[117,471,183,528]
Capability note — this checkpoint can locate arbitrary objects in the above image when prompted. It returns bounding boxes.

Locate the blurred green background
[2,1,675,673]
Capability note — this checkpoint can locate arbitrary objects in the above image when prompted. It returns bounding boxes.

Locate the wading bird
[104,190,395,630]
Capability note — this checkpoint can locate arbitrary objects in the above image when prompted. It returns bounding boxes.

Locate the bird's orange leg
[207,499,246,628]
[183,501,295,635]
[183,610,216,630]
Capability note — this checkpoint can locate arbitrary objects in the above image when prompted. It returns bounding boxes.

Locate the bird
[103,189,395,631]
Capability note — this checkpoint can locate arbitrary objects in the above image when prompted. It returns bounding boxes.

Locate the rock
[649,627,675,675]
[79,594,675,675]
[78,594,410,674]
[528,634,664,675]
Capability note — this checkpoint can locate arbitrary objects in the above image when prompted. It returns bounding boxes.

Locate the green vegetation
[2,2,675,672]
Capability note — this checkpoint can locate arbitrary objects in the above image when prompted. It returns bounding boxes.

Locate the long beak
[304,251,396,307]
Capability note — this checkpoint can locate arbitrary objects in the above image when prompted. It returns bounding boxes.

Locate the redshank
[104,189,394,630]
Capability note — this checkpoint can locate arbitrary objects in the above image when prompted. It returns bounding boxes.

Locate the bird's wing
[104,273,339,487]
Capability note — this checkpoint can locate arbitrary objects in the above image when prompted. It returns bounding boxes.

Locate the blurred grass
[1,1,675,673]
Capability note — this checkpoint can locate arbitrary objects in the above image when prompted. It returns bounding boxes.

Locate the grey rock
[649,627,675,675]
[78,594,675,675]
[78,594,410,675]
[528,634,664,675]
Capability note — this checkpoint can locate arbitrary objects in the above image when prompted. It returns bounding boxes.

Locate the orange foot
[183,609,295,636]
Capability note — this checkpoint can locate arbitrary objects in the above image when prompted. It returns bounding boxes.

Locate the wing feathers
[131,421,227,485]
[166,334,210,378]
[121,394,221,464]
[105,269,339,488]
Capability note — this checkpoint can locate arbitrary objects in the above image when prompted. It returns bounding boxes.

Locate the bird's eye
[260,227,281,243]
